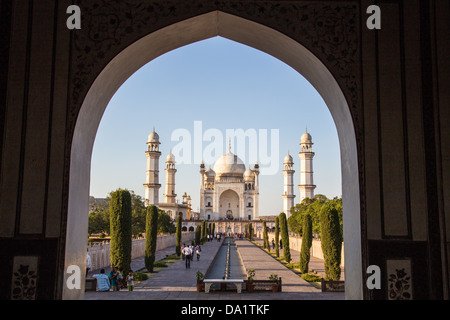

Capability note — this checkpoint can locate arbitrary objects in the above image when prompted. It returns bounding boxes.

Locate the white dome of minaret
[300,127,313,144]
[166,150,175,163]
[284,151,293,164]
[147,127,160,143]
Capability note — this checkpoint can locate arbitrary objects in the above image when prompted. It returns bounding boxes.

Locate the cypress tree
[320,204,343,280]
[248,223,253,241]
[145,205,158,272]
[202,220,207,242]
[279,212,291,262]
[275,216,280,258]
[175,214,182,256]
[263,221,270,252]
[299,213,313,274]
[109,189,132,275]
[212,223,215,237]
[195,225,201,245]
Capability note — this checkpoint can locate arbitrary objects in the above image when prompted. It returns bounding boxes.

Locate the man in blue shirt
[93,269,110,292]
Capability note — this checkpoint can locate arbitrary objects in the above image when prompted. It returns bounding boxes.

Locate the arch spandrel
[68,3,363,300]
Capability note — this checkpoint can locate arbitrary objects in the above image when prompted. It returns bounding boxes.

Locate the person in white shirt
[195,245,201,261]
[93,269,110,292]
[126,271,135,291]
[86,251,92,276]
[182,246,192,269]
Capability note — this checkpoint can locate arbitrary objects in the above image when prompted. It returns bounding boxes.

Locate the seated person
[92,269,110,292]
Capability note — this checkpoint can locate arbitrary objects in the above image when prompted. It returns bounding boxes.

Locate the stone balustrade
[257,231,345,267]
[87,231,195,271]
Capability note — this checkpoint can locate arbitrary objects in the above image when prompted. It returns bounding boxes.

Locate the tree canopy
[287,194,343,239]
[89,189,175,237]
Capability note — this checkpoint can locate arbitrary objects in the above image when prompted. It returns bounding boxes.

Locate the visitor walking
[126,271,135,291]
[272,239,275,250]
[190,245,195,261]
[182,245,192,268]
[195,245,201,261]
[86,250,92,276]
[181,244,186,260]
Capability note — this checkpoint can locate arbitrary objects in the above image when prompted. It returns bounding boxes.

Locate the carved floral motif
[388,268,412,300]
[387,259,413,300]
[11,256,38,300]
[69,1,361,131]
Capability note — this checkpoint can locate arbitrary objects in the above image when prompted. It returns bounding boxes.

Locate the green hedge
[279,212,291,262]
[275,217,280,258]
[145,205,158,272]
[299,213,313,274]
[319,204,343,280]
[176,215,182,256]
[109,189,132,275]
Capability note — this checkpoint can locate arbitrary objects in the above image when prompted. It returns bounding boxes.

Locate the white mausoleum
[199,142,259,221]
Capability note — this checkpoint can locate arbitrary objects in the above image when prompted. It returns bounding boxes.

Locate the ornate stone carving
[69,1,361,134]
[11,256,38,300]
[387,259,413,300]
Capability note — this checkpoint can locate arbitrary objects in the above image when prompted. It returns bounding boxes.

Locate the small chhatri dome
[166,151,175,163]
[244,168,254,180]
[148,127,160,143]
[205,166,216,177]
[300,128,312,144]
[284,151,293,164]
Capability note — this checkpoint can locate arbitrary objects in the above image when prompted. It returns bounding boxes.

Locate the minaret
[199,161,205,217]
[253,162,260,219]
[144,128,161,206]
[298,128,316,202]
[282,151,295,217]
[164,151,177,204]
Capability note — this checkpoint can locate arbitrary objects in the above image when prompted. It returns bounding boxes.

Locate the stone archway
[66,10,362,299]
[219,189,240,220]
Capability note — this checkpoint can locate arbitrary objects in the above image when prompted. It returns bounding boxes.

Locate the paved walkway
[253,239,345,281]
[85,238,344,300]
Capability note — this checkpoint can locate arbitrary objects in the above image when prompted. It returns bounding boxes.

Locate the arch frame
[65,11,363,299]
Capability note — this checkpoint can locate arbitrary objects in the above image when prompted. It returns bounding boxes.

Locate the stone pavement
[253,239,345,281]
[85,238,344,300]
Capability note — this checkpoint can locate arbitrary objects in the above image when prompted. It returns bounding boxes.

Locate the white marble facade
[199,145,259,221]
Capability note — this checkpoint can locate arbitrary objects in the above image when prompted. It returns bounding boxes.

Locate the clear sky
[90,36,341,216]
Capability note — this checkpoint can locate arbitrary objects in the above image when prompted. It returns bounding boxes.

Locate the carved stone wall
[0,0,448,300]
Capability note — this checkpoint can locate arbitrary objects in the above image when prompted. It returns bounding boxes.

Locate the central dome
[213,151,246,176]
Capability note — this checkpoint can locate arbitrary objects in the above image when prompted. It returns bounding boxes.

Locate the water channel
[204,237,247,285]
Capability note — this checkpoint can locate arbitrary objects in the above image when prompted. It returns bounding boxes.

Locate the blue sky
[90,36,341,215]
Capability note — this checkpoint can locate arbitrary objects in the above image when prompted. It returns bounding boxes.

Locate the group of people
[181,244,202,269]
[92,266,135,292]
